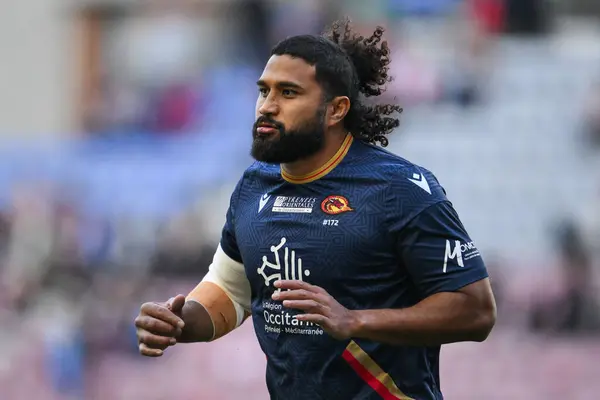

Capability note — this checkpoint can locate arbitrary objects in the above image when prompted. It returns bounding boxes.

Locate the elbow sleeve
[186,245,251,340]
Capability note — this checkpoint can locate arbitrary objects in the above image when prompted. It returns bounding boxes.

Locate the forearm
[176,244,251,344]
[177,300,215,343]
[352,291,496,346]
[178,280,248,343]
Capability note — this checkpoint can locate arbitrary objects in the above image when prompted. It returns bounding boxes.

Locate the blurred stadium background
[1,0,600,399]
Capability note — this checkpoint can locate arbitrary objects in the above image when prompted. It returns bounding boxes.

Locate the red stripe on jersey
[342,349,406,400]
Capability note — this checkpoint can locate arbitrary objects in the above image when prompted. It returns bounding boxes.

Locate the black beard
[251,108,326,164]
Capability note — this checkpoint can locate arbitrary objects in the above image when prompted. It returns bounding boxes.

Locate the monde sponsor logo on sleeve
[443,240,481,273]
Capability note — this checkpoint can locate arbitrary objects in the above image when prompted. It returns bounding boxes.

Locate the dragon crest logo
[321,195,353,215]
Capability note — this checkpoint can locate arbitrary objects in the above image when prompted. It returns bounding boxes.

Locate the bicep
[456,277,496,313]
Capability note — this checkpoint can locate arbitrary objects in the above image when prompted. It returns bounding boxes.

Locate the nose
[257,94,280,116]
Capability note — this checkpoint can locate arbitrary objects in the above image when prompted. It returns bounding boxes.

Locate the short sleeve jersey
[220,135,488,400]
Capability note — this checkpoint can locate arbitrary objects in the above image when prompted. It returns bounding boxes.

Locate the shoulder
[234,162,280,192]
[353,142,449,230]
[385,158,446,203]
[229,162,281,210]
[354,141,446,201]
[241,161,280,182]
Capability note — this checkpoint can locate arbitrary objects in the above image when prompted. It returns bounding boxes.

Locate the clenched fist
[134,294,186,357]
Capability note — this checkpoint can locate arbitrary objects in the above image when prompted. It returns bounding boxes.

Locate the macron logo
[259,193,271,213]
[408,172,431,194]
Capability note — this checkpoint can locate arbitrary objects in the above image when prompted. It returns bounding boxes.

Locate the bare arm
[177,301,214,343]
[350,278,496,346]
[137,180,249,353]
[275,278,496,346]
[178,244,251,343]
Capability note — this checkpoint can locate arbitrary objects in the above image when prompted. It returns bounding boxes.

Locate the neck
[281,131,348,177]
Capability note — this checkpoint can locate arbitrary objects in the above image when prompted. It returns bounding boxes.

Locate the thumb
[167,294,186,313]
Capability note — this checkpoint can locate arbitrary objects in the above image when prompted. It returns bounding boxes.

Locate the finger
[166,297,176,309]
[135,316,180,336]
[295,313,328,326]
[168,294,186,313]
[137,331,176,349]
[139,343,163,357]
[140,302,185,329]
[274,280,322,293]
[272,289,317,301]
[281,299,328,314]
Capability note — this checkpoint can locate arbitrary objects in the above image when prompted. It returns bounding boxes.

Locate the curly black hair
[270,18,402,147]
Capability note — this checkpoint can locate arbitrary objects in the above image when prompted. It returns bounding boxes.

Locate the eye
[258,87,268,97]
[282,89,297,97]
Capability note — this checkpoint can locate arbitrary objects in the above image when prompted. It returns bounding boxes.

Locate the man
[135,19,496,400]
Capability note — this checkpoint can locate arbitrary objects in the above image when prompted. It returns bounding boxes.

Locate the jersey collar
[281,134,354,184]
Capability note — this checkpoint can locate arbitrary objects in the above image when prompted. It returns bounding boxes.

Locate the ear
[326,96,351,128]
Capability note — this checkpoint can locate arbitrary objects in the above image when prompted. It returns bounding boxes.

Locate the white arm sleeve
[200,244,251,327]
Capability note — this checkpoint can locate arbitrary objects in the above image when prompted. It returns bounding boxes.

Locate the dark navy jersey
[220,134,488,400]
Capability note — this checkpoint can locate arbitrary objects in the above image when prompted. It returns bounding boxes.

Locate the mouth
[256,122,280,135]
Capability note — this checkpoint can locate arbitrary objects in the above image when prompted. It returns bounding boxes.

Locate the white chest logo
[257,237,310,289]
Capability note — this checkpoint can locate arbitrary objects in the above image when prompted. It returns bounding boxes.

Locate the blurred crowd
[1,0,600,399]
